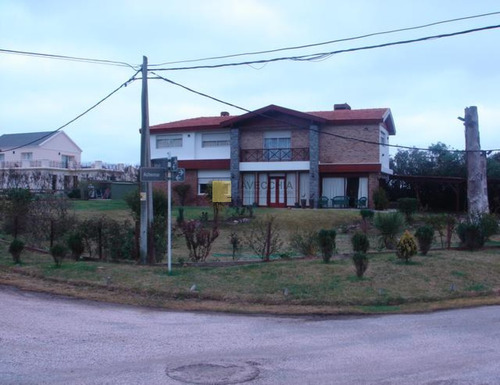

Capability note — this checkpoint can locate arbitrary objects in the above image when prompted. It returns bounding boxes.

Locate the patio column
[230,127,240,205]
[309,124,319,207]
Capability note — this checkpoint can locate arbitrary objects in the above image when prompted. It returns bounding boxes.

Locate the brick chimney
[334,103,351,110]
[220,111,230,116]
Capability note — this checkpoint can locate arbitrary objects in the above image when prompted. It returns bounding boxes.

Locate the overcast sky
[1,0,499,164]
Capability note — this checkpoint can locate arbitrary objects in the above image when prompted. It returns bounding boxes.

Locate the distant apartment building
[0,131,137,193]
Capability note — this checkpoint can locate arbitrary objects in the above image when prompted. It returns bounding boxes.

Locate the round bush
[396,230,417,263]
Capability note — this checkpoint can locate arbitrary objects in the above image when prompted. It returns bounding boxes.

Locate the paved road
[0,286,499,385]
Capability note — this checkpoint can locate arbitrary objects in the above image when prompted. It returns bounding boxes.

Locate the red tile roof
[150,105,395,134]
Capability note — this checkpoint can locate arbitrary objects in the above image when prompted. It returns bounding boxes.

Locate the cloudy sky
[1,0,499,164]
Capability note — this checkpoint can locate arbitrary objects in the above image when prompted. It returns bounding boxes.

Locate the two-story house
[150,104,395,208]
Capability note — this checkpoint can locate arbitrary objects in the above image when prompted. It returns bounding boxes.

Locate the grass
[1,201,499,314]
[1,241,499,314]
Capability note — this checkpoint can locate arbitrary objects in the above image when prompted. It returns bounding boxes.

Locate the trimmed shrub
[351,232,370,253]
[455,214,497,251]
[318,229,336,263]
[67,232,85,261]
[374,211,405,249]
[480,213,499,240]
[414,225,434,255]
[352,252,369,278]
[50,244,67,267]
[397,198,418,222]
[396,230,418,263]
[9,239,24,264]
[360,209,375,221]
[359,209,375,233]
[373,187,389,210]
[290,230,319,257]
[456,214,486,251]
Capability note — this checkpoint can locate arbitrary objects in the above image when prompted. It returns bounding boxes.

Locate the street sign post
[145,157,183,274]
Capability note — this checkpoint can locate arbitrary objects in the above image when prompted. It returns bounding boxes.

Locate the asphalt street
[0,286,499,384]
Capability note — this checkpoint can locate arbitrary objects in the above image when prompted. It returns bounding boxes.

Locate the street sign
[151,158,168,168]
[173,168,185,182]
[170,156,178,172]
[140,167,166,182]
[152,157,179,171]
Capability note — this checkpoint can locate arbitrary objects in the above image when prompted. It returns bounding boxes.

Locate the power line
[149,11,500,67]
[0,48,139,70]
[1,70,140,152]
[150,72,500,154]
[152,24,500,72]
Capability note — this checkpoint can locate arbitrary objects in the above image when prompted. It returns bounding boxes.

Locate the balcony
[240,147,309,162]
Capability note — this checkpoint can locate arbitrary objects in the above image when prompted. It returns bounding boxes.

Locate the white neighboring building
[0,131,137,192]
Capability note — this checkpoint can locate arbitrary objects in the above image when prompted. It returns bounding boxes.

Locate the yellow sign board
[212,181,231,203]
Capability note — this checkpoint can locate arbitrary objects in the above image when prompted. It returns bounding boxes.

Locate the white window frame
[197,170,230,195]
[202,133,230,148]
[21,152,33,160]
[263,131,291,161]
[156,134,183,148]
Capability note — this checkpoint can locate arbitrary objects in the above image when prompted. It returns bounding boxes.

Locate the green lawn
[1,201,499,314]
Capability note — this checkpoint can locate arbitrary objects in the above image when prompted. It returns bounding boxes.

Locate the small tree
[352,252,369,278]
[67,231,85,261]
[351,232,370,253]
[317,229,336,263]
[50,244,67,267]
[245,215,283,262]
[351,232,369,278]
[173,183,191,206]
[229,232,240,260]
[3,188,32,239]
[9,239,24,264]
[414,225,434,255]
[181,220,219,262]
[396,231,418,263]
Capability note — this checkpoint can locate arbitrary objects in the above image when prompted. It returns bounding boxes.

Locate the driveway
[0,286,499,384]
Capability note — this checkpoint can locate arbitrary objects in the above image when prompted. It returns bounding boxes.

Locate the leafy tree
[1,188,32,239]
[391,142,465,177]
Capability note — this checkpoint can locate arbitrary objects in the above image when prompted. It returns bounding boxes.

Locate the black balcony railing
[240,147,309,162]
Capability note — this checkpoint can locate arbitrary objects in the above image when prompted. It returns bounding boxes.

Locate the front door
[268,176,286,207]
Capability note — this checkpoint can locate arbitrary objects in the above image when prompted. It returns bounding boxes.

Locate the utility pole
[140,56,150,263]
[462,106,489,214]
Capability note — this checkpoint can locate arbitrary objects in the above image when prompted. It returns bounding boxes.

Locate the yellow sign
[212,181,231,203]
